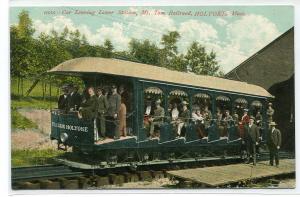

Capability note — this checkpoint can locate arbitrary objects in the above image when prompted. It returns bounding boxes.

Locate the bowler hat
[269,121,277,126]
[249,116,255,120]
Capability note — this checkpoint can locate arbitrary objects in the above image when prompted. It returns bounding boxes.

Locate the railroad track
[11,151,294,189]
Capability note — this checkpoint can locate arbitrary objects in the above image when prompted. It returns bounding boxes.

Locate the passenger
[118,86,127,137]
[96,87,108,140]
[244,116,259,165]
[144,97,152,129]
[107,85,121,140]
[192,108,205,138]
[176,101,190,137]
[255,111,263,127]
[58,85,70,112]
[239,109,250,139]
[222,110,233,138]
[167,103,172,117]
[216,108,224,137]
[149,99,165,138]
[203,106,212,134]
[171,103,179,121]
[232,111,239,127]
[78,87,98,120]
[68,84,82,111]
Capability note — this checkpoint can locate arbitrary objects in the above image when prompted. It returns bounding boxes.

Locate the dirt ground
[11,109,55,150]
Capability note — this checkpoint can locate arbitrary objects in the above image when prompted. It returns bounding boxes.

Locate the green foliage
[11,149,63,167]
[160,31,181,69]
[129,39,161,65]
[185,41,220,76]
[11,109,38,129]
[10,10,224,99]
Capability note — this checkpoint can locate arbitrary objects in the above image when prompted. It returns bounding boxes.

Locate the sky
[10,6,294,73]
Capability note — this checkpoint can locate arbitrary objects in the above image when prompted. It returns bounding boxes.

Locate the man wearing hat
[58,84,70,112]
[149,99,165,138]
[222,110,233,137]
[96,87,108,139]
[68,84,82,111]
[176,101,190,137]
[268,122,281,167]
[244,116,260,165]
[107,85,121,139]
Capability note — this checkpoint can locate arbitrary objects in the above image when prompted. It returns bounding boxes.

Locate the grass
[11,109,38,129]
[11,97,57,110]
[11,77,59,110]
[11,149,63,167]
[11,78,60,98]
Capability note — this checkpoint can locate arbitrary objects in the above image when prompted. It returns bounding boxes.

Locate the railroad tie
[108,174,125,186]
[58,177,79,189]
[123,172,139,183]
[137,171,152,182]
[95,175,110,187]
[150,170,164,179]
[16,181,41,190]
[78,176,90,189]
[39,180,60,189]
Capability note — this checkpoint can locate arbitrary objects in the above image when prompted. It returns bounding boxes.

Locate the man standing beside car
[268,122,282,167]
[107,85,121,139]
[245,116,260,165]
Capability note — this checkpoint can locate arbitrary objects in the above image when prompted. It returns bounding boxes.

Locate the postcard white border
[2,0,300,196]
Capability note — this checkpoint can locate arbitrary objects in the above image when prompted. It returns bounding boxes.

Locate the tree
[10,10,35,96]
[102,39,114,58]
[185,41,220,76]
[160,31,181,69]
[129,39,160,65]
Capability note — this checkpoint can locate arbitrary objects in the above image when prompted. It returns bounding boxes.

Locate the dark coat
[107,93,121,117]
[153,105,165,122]
[80,95,98,120]
[180,109,190,123]
[58,94,69,111]
[268,128,282,147]
[97,95,108,114]
[68,92,82,110]
[245,124,259,144]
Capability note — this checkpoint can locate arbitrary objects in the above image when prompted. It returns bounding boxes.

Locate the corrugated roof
[48,57,273,98]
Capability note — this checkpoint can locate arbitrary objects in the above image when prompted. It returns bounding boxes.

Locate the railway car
[49,57,273,169]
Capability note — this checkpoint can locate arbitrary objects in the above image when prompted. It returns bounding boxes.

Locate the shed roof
[48,57,273,98]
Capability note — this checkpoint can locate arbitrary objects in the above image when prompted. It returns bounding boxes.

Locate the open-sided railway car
[49,57,273,168]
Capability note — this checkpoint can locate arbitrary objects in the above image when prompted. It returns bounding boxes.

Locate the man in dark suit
[107,85,121,139]
[58,85,69,112]
[149,99,165,138]
[78,87,98,120]
[245,116,260,165]
[96,87,108,139]
[68,84,82,111]
[268,122,282,167]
